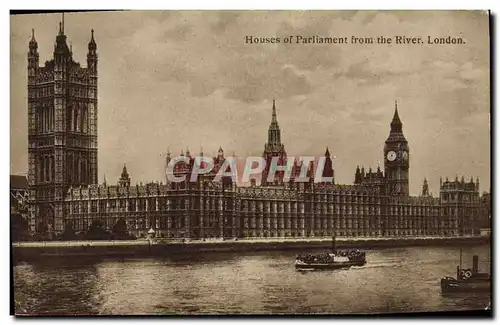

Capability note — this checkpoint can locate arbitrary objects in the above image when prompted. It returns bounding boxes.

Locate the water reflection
[14,261,103,315]
[13,245,490,315]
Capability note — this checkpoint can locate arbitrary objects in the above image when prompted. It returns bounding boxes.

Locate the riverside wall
[12,236,490,261]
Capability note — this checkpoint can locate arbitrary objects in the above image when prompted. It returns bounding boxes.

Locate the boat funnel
[473,255,479,274]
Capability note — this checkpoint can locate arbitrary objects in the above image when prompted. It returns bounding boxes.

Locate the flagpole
[459,247,463,270]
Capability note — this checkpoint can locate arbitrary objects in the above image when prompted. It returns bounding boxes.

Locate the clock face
[387,151,397,162]
[403,151,409,161]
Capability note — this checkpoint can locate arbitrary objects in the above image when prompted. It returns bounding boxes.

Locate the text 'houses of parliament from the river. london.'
[26,19,490,240]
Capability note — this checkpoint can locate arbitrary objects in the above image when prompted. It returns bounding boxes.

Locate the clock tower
[384,102,409,196]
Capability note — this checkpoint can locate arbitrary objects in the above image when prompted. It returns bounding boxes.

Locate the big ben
[384,102,409,196]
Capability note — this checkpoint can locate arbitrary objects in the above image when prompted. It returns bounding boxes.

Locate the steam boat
[295,235,366,270]
[440,252,491,294]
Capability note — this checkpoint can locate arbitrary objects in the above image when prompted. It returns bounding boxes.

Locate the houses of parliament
[26,23,490,239]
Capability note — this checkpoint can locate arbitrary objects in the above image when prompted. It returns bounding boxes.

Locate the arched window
[40,156,45,182]
[37,109,41,133]
[43,106,47,132]
[41,106,45,132]
[74,107,79,132]
[47,156,51,182]
[73,106,77,132]
[83,107,88,133]
[44,105,48,132]
[82,159,87,184]
[77,157,82,184]
[67,105,73,131]
[79,107,84,133]
[36,156,41,182]
[51,156,55,181]
[45,156,49,181]
[73,156,78,184]
[50,106,54,131]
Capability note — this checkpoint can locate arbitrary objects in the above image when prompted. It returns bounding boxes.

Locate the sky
[10,11,490,196]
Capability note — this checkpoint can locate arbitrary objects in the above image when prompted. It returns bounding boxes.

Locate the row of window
[67,106,89,133]
[66,216,444,234]
[36,106,54,133]
[239,195,383,204]
[389,206,440,216]
[441,193,477,201]
[36,188,54,200]
[36,156,55,183]
[36,87,54,97]
[65,198,473,218]
[33,74,54,84]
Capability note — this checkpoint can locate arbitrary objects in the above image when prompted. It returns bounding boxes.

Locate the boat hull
[441,278,491,294]
[295,260,366,270]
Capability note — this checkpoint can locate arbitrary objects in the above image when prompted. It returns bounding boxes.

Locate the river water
[13,245,490,315]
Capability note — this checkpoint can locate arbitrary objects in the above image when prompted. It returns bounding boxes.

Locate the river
[13,244,490,315]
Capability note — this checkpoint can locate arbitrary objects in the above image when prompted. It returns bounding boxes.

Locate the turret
[354,165,361,184]
[422,178,429,196]
[87,29,97,74]
[322,146,334,183]
[118,164,131,188]
[325,146,330,158]
[166,148,171,164]
[28,28,39,78]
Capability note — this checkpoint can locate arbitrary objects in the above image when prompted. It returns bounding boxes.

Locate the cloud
[10,11,490,195]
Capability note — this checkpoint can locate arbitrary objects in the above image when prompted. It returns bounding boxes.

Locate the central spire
[59,12,65,35]
[272,99,277,123]
[268,99,281,145]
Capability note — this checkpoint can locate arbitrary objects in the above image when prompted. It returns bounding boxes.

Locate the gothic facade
[60,101,483,239]
[27,22,486,239]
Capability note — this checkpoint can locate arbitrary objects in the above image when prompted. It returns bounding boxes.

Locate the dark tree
[112,218,128,239]
[34,221,49,241]
[11,214,30,242]
[84,219,111,240]
[59,222,78,240]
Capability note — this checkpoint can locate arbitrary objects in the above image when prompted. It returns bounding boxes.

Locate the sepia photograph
[9,10,491,316]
